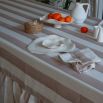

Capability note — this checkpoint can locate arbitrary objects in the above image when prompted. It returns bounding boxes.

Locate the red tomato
[52,13,62,20]
[81,27,88,33]
[48,13,53,19]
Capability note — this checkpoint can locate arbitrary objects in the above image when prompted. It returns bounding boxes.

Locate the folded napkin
[59,48,101,73]
[42,35,65,49]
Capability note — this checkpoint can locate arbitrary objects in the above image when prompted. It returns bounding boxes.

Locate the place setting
[27,32,102,73]
[27,34,76,54]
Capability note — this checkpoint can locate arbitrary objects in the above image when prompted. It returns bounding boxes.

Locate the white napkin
[42,35,65,49]
[59,48,101,73]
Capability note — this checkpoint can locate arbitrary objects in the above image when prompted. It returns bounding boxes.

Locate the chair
[0,71,42,103]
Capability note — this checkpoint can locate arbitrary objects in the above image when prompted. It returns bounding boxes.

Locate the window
[82,0,103,19]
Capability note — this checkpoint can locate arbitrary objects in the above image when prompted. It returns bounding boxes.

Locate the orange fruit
[52,13,62,20]
[58,17,65,22]
[65,16,73,22]
[48,13,53,19]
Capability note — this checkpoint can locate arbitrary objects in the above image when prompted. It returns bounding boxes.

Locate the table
[0,0,103,103]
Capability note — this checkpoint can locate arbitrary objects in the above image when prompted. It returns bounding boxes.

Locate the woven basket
[24,20,43,34]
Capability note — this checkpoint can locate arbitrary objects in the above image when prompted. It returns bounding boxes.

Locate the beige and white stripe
[0,57,93,103]
[1,37,100,102]
[0,70,41,103]
[0,0,103,103]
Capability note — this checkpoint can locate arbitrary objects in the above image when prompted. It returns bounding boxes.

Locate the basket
[24,20,44,34]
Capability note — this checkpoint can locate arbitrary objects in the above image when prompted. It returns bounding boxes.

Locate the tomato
[65,16,73,22]
[58,17,65,22]
[48,13,53,19]
[52,13,62,20]
[80,27,88,33]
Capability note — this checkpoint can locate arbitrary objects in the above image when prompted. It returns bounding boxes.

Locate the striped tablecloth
[0,0,103,103]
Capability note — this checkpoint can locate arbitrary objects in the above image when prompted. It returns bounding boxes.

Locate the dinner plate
[40,13,74,25]
[27,35,76,54]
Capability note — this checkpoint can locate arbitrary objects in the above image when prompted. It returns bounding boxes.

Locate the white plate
[40,13,74,25]
[27,36,76,54]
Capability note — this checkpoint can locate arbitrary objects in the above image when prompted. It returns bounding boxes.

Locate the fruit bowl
[40,12,74,25]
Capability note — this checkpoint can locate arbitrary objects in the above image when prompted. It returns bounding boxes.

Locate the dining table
[0,0,103,103]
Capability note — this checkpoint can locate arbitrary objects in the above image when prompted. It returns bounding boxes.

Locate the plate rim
[27,36,76,54]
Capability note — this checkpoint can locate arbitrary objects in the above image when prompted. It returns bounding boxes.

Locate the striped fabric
[0,71,38,103]
[0,0,103,103]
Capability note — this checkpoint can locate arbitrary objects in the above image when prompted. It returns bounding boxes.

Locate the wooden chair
[0,71,46,103]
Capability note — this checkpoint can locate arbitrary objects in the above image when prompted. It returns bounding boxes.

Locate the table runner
[0,0,103,103]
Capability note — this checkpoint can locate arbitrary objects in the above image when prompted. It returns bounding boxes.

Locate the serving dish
[40,13,74,25]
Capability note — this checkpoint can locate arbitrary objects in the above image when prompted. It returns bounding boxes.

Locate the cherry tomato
[81,27,88,33]
[48,13,53,19]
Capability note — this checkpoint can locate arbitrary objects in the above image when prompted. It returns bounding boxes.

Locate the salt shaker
[97,26,103,43]
[94,26,100,38]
